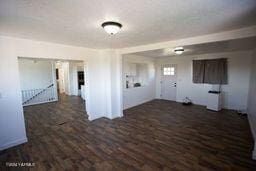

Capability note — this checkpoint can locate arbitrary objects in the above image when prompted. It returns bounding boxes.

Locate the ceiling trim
[119,25,256,54]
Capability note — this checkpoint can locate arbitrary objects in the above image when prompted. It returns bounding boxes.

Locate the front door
[161,64,177,101]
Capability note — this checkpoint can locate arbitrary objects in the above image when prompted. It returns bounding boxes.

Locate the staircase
[22,84,57,106]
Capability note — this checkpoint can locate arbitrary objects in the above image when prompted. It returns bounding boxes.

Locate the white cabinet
[206,92,222,111]
[125,62,149,89]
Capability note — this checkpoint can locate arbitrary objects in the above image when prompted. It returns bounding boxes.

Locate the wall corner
[253,143,256,160]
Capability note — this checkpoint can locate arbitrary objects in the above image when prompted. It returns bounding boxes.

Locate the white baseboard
[88,113,123,121]
[107,114,122,120]
[248,113,256,160]
[88,114,105,121]
[0,137,28,151]
[123,98,155,110]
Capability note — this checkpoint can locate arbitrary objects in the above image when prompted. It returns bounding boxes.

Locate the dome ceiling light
[173,47,184,55]
[101,21,122,35]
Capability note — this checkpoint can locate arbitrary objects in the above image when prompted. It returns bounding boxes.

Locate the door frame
[160,64,178,101]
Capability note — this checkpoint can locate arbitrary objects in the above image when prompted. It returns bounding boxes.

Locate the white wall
[56,62,65,93]
[18,59,53,90]
[62,62,71,95]
[85,50,123,120]
[0,41,27,150]
[69,62,84,96]
[0,36,114,150]
[56,61,86,96]
[156,51,252,110]
[248,49,256,159]
[123,54,156,109]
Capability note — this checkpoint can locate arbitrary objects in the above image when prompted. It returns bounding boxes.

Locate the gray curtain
[193,58,227,84]
[193,60,205,83]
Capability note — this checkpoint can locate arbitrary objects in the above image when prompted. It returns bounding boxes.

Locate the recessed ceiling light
[173,47,184,55]
[101,21,122,35]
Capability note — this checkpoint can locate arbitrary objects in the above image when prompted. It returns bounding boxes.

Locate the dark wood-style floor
[0,94,256,170]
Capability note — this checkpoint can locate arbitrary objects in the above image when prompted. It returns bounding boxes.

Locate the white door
[161,65,177,101]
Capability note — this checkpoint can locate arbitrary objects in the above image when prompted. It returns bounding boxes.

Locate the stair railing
[21,84,57,106]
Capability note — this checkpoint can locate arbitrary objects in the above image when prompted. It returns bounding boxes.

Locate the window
[193,58,227,84]
[163,67,175,76]
[170,67,175,75]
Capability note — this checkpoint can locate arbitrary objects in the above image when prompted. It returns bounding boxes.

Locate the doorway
[77,71,84,95]
[161,64,177,101]
[55,61,85,97]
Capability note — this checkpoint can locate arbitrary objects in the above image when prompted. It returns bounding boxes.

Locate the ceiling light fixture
[173,47,184,55]
[102,21,122,35]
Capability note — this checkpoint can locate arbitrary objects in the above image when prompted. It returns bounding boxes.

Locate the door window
[163,67,175,75]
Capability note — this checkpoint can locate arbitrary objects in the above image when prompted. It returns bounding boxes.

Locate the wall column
[86,49,123,120]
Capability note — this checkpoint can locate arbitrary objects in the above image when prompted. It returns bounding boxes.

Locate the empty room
[1,0,256,170]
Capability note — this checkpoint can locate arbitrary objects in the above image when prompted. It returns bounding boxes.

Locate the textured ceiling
[0,0,256,49]
[132,37,256,57]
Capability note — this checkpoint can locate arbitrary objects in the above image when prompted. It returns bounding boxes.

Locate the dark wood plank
[0,94,255,170]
